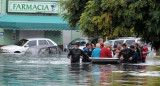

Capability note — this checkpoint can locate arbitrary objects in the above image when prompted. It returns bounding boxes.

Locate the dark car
[65,37,99,51]
[24,45,62,57]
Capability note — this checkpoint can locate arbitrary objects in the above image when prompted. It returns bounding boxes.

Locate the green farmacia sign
[8,1,60,13]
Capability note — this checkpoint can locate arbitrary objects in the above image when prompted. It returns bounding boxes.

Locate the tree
[62,0,160,50]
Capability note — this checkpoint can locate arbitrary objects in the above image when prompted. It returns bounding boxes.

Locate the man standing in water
[119,43,133,63]
[67,43,85,63]
[82,43,92,62]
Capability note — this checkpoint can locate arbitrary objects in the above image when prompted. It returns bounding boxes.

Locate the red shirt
[100,47,112,58]
[100,43,103,49]
[142,47,148,59]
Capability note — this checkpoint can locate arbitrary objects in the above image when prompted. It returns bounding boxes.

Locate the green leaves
[62,0,160,50]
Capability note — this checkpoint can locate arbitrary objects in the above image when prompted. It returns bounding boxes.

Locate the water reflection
[0,55,160,86]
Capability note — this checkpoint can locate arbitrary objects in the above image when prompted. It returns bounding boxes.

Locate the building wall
[0,29,4,45]
[71,30,84,40]
[19,30,44,40]
[63,30,71,50]
[45,31,63,45]
[1,0,6,14]
[0,0,1,13]
[0,0,85,48]
[3,29,19,45]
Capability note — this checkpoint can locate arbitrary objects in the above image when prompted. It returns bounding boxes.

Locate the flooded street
[0,54,160,86]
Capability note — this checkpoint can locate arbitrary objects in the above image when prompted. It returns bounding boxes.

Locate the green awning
[0,14,77,30]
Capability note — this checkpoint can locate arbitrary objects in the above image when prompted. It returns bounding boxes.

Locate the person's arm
[118,51,122,59]
[81,50,89,59]
[129,49,134,60]
[67,50,72,58]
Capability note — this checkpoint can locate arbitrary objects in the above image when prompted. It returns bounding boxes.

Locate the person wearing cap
[133,42,141,62]
[67,43,85,63]
[130,45,138,63]
[91,43,101,58]
[119,43,133,63]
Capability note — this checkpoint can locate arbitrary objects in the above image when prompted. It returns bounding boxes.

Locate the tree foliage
[62,0,160,50]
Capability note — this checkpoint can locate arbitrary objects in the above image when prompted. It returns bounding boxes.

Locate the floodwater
[0,54,160,86]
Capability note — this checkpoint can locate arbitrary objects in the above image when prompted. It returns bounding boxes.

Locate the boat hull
[90,58,120,64]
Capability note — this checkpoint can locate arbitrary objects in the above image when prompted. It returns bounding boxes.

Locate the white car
[108,37,141,48]
[0,38,57,54]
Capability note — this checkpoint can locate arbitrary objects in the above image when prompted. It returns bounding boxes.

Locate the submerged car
[65,37,99,51]
[24,45,62,57]
[0,38,57,54]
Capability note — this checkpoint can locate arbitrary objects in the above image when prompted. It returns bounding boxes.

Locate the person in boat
[91,43,101,58]
[130,45,138,63]
[119,43,133,63]
[98,38,104,49]
[113,43,122,55]
[91,43,95,50]
[100,42,112,58]
[67,43,85,63]
[113,50,120,58]
[82,43,92,62]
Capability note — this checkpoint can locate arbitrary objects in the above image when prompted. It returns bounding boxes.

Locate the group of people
[116,41,149,63]
[68,38,149,63]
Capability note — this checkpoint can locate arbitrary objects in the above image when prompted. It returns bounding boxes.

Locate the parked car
[0,38,57,54]
[24,45,62,57]
[108,38,141,48]
[65,37,99,51]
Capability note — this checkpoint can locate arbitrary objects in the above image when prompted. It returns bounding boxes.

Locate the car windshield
[16,39,28,46]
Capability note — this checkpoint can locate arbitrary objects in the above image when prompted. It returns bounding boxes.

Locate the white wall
[62,30,71,49]
[19,30,44,40]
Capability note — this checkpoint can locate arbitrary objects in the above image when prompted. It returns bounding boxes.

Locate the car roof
[115,38,140,40]
[25,38,51,41]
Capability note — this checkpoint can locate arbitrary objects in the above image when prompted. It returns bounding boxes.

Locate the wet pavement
[0,54,159,86]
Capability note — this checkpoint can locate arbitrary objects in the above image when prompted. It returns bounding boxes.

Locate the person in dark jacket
[68,43,85,63]
[133,43,141,62]
[130,45,138,63]
[82,43,92,62]
[119,43,133,63]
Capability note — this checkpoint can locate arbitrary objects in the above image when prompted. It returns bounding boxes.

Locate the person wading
[82,43,92,62]
[119,43,133,63]
[67,43,85,63]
